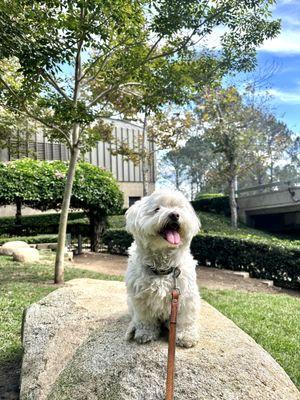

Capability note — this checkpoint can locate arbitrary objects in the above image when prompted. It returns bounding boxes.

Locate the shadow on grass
[0,352,22,400]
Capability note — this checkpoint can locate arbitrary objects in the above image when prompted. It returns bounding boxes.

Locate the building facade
[0,119,155,213]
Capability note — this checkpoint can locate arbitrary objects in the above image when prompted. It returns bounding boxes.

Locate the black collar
[146,264,174,276]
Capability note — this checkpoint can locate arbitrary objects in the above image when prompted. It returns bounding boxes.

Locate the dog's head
[125,190,200,249]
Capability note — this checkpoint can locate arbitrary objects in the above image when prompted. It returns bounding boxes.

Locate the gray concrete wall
[237,187,300,222]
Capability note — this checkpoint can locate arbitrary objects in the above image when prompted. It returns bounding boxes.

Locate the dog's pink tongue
[165,230,181,245]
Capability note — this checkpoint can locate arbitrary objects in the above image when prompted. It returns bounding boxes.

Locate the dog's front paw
[176,332,198,348]
[125,321,136,341]
[134,324,160,344]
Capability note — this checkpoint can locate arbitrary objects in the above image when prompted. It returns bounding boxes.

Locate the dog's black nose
[169,212,179,221]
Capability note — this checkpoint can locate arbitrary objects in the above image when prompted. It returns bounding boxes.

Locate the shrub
[195,193,225,200]
[0,159,123,251]
[0,234,58,245]
[191,234,300,290]
[192,194,230,216]
[102,229,133,255]
[107,215,126,229]
[102,228,300,290]
[0,159,123,213]
[0,212,85,236]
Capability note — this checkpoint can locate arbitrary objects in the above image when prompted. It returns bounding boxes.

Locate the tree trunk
[89,211,107,252]
[190,181,194,201]
[228,176,238,229]
[15,198,22,225]
[54,143,80,284]
[142,109,149,197]
[175,168,180,190]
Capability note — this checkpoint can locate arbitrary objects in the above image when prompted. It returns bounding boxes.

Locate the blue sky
[255,0,300,132]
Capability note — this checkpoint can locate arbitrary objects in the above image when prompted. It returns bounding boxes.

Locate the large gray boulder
[13,247,40,263]
[20,279,300,400]
[0,240,29,256]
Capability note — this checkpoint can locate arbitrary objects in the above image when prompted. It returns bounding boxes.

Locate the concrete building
[0,119,155,216]
[237,180,300,233]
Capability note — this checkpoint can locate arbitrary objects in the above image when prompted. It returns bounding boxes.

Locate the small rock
[64,251,73,261]
[36,243,51,250]
[13,248,40,263]
[0,241,29,256]
[261,280,274,287]
[233,271,250,279]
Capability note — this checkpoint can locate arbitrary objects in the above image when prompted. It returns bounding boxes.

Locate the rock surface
[0,240,29,256]
[20,279,300,400]
[13,247,40,263]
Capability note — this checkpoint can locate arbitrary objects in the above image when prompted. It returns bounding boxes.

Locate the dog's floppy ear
[188,203,201,236]
[125,200,141,234]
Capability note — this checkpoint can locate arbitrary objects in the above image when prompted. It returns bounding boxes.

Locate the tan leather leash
[165,267,181,400]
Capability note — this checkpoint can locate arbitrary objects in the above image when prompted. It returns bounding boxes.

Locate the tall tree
[196,86,266,228]
[0,0,280,282]
[236,113,294,188]
[160,149,188,191]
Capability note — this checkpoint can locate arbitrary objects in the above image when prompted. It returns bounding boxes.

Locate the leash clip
[172,267,181,294]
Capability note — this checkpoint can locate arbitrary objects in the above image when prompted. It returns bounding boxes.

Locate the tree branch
[81,35,132,83]
[0,76,72,147]
[41,71,71,101]
[147,3,230,62]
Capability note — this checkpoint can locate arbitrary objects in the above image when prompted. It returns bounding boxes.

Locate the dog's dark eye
[154,207,160,212]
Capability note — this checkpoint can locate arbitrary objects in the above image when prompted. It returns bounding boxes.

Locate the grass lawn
[0,253,122,365]
[201,288,300,389]
[0,252,299,391]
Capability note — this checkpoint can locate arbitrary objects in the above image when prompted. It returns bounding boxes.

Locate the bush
[0,212,85,236]
[0,234,58,245]
[192,194,230,216]
[0,159,124,251]
[102,229,133,255]
[102,228,300,290]
[0,159,123,214]
[195,193,225,200]
[193,234,300,290]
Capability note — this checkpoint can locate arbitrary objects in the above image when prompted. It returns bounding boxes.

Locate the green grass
[201,288,300,389]
[0,253,122,364]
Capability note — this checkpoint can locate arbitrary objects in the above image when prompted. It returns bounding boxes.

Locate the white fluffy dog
[125,190,201,348]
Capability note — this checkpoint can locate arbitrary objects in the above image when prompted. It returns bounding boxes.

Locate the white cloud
[279,0,299,4]
[201,26,226,50]
[268,88,300,103]
[260,30,300,54]
[283,15,300,28]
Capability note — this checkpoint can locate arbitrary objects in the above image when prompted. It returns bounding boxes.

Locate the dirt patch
[72,251,300,298]
[73,252,126,276]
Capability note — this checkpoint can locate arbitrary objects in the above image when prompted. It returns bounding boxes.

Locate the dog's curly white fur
[125,190,201,348]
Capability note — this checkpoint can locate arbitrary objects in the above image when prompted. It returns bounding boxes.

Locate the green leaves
[0,159,123,214]
[0,0,280,143]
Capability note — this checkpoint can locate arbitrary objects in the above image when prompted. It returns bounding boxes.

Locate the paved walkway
[72,252,299,297]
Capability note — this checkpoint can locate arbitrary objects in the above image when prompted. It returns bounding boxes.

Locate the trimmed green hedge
[0,234,58,245]
[0,212,87,236]
[192,194,230,216]
[102,228,300,290]
[191,234,300,290]
[102,229,133,255]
